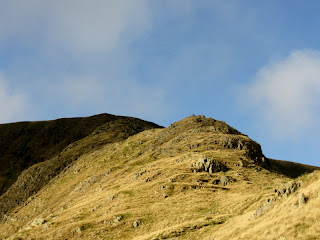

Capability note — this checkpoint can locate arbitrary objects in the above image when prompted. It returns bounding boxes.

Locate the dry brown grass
[0,115,318,240]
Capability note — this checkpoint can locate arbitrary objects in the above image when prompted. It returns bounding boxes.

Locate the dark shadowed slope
[0,113,161,195]
[269,158,319,178]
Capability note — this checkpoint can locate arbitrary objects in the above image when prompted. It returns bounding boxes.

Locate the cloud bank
[245,50,320,139]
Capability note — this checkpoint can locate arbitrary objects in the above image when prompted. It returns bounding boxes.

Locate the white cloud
[0,1,166,123]
[0,0,151,55]
[0,73,30,123]
[244,49,320,139]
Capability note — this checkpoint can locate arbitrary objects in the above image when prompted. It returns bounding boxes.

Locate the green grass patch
[117,212,132,219]
[195,201,218,214]
[120,190,134,197]
[166,184,175,196]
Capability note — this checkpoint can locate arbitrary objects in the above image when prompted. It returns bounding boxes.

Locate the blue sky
[1,1,320,166]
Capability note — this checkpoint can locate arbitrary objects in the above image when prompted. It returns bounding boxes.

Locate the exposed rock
[211,135,269,168]
[220,176,229,186]
[254,196,276,217]
[296,180,303,187]
[299,193,306,206]
[188,143,200,149]
[133,170,146,180]
[255,180,303,218]
[192,157,228,173]
[145,171,162,182]
[112,215,123,223]
[75,226,84,234]
[235,160,248,167]
[274,181,301,199]
[133,219,141,228]
[180,186,187,192]
[212,179,220,185]
[30,218,46,227]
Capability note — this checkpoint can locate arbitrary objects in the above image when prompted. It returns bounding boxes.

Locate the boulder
[30,218,46,227]
[220,176,229,186]
[299,193,306,207]
[133,219,142,228]
[113,215,123,223]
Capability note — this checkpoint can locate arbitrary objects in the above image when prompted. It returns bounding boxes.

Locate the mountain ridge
[0,113,319,239]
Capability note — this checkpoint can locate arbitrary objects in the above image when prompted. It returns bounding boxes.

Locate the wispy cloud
[0,1,151,55]
[0,1,170,123]
[242,49,320,139]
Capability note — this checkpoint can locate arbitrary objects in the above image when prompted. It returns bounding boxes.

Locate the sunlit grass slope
[0,115,318,240]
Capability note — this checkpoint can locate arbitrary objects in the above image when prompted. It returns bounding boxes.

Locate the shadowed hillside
[0,114,161,219]
[269,159,319,178]
[0,114,319,240]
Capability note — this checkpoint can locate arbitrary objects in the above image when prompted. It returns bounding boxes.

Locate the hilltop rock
[152,115,270,170]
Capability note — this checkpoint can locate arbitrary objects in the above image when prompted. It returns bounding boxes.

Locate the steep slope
[0,114,161,220]
[0,115,318,240]
[0,113,160,195]
[200,170,320,240]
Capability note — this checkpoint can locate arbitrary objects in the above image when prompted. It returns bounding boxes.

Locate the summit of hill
[0,114,319,240]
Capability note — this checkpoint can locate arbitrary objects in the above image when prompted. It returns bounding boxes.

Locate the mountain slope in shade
[0,114,318,240]
[0,114,161,220]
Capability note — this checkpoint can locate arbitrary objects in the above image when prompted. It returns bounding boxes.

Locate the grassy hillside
[0,114,161,220]
[0,115,318,240]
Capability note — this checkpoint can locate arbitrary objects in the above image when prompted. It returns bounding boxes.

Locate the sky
[0,1,320,166]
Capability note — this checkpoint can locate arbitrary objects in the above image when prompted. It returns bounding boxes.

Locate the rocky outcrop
[274,180,303,198]
[254,196,276,217]
[211,136,269,169]
[254,180,303,217]
[191,157,228,173]
[298,193,307,206]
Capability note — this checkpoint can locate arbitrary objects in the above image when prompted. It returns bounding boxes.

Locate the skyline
[1,1,320,166]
